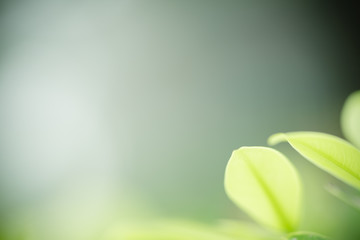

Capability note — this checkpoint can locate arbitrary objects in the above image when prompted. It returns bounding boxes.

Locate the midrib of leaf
[292,140,360,185]
[240,151,293,232]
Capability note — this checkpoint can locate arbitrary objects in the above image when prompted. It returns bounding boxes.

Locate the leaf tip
[268,133,287,146]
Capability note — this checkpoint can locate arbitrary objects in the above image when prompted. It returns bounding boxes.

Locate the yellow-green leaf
[224,147,301,232]
[341,90,360,148]
[268,132,360,190]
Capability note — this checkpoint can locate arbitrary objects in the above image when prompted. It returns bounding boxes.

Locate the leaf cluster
[103,90,360,240]
[224,90,360,240]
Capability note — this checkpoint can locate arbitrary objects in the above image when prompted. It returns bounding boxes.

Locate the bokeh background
[0,1,360,240]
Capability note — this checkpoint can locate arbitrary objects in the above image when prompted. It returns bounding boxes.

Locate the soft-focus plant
[223,91,360,239]
[341,91,360,149]
[226,90,360,240]
[224,147,301,233]
[224,147,323,240]
[224,90,360,239]
[268,132,360,190]
[268,90,360,211]
[104,90,360,240]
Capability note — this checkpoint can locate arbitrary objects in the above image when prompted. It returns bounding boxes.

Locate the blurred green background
[0,1,359,240]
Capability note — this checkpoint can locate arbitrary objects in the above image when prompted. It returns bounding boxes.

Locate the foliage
[341,90,360,148]
[268,132,360,190]
[223,90,360,240]
[224,147,301,232]
[104,90,360,239]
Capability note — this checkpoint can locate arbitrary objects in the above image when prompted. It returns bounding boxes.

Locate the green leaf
[286,232,330,240]
[325,183,360,210]
[224,147,301,232]
[341,90,360,148]
[268,132,360,190]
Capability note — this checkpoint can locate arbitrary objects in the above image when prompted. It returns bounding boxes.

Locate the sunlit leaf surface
[224,147,301,232]
[341,90,360,148]
[287,232,330,240]
[269,132,360,190]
